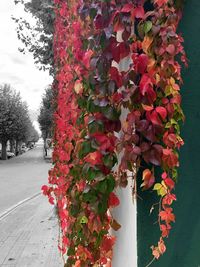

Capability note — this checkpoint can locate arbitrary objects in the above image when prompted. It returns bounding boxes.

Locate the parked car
[21,144,29,153]
[29,143,35,149]
[0,151,15,159]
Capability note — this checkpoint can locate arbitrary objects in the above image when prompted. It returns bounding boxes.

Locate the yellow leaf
[74,80,83,94]
[170,77,175,85]
[159,187,167,197]
[153,183,162,190]
[161,180,167,189]
[155,74,160,83]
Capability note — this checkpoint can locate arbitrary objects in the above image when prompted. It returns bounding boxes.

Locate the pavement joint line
[0,193,41,221]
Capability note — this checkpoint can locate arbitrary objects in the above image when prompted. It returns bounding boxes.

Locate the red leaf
[155,106,167,120]
[152,247,160,259]
[76,245,93,261]
[112,92,123,103]
[48,196,54,205]
[108,192,120,208]
[74,260,81,267]
[162,193,177,206]
[139,74,156,103]
[162,148,179,168]
[166,44,176,55]
[101,236,116,253]
[134,6,145,19]
[41,185,49,196]
[146,110,162,126]
[142,104,154,111]
[112,42,130,63]
[143,144,163,166]
[154,0,168,7]
[158,238,166,254]
[84,151,103,166]
[134,54,148,74]
[82,50,93,69]
[110,67,123,87]
[163,132,184,149]
[164,178,175,190]
[121,3,134,13]
[94,14,107,30]
[100,257,107,265]
[92,133,116,152]
[62,236,70,246]
[160,224,171,238]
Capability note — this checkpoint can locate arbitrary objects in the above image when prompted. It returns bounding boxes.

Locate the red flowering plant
[42,0,186,266]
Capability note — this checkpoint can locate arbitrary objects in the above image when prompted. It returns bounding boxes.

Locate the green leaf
[88,120,104,134]
[96,175,115,194]
[97,179,107,193]
[86,168,103,181]
[67,247,75,257]
[89,8,97,19]
[107,175,115,193]
[87,99,100,113]
[82,191,97,204]
[70,205,79,216]
[144,21,152,34]
[172,168,178,182]
[78,141,94,158]
[80,216,88,224]
[100,31,107,49]
[76,112,85,126]
[103,154,117,169]
[101,106,120,121]
[77,97,87,109]
[98,198,108,214]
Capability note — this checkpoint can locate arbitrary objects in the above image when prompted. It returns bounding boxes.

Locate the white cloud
[0,0,52,111]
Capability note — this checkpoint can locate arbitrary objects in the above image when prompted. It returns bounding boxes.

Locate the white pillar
[112,106,137,266]
[111,179,137,267]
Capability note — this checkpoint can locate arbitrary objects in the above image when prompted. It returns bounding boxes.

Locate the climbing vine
[42,0,186,266]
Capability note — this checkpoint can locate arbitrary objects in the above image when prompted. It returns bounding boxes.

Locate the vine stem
[145,257,156,267]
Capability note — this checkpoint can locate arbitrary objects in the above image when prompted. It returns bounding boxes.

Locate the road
[0,140,63,266]
[0,141,50,214]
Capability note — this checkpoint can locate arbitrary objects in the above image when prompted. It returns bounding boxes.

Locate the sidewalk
[0,195,63,267]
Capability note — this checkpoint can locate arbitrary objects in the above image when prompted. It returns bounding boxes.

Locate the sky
[0,0,52,117]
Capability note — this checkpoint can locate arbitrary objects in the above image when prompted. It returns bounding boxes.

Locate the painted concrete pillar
[111,106,137,267]
[112,179,137,267]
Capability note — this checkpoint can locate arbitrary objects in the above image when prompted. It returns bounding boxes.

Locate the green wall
[137,1,200,266]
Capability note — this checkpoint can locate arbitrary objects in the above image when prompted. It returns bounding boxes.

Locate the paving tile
[0,196,63,267]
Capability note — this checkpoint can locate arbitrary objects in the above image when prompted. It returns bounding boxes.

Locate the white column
[111,179,137,267]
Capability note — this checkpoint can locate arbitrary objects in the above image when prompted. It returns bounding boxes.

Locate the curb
[0,192,41,221]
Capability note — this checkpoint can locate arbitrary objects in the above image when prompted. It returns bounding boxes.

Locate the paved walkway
[0,195,63,267]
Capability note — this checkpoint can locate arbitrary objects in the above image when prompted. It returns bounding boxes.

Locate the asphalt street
[0,140,63,266]
[0,140,51,214]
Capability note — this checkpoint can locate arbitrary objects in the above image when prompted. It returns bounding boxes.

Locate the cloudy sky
[0,0,52,114]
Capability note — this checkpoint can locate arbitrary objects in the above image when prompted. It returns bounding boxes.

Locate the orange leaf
[159,207,175,223]
[141,169,155,190]
[142,36,153,53]
[111,219,121,231]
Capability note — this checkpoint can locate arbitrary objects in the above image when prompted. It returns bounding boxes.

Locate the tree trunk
[1,140,7,160]
[10,140,15,153]
[15,140,19,156]
[18,141,23,154]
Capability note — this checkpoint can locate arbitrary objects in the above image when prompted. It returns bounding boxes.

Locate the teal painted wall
[137,1,200,266]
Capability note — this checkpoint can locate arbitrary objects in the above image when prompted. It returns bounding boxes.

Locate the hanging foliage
[42,0,186,266]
